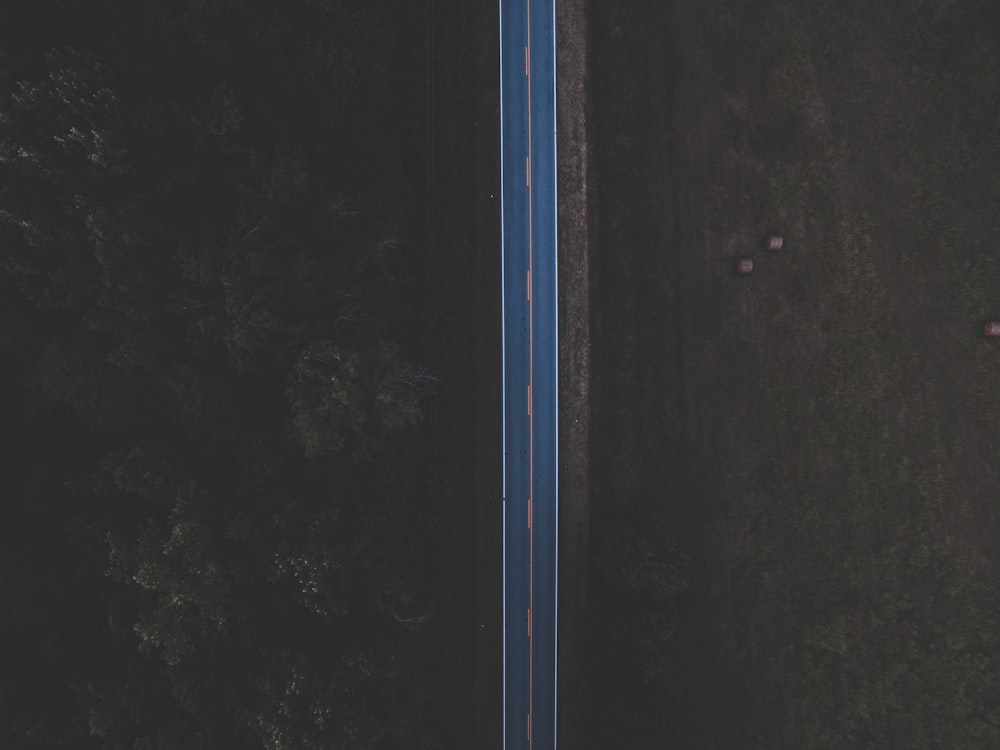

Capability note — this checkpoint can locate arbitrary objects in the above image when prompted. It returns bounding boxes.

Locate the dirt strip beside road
[555,0,592,747]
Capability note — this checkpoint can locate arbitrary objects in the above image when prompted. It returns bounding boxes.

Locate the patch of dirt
[555,0,592,747]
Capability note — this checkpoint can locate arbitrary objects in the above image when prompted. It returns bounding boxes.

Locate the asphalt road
[500,0,557,748]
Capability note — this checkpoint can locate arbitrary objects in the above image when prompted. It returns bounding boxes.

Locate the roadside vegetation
[587,1,1000,747]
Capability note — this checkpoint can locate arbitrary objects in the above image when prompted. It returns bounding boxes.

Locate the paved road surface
[500,0,557,748]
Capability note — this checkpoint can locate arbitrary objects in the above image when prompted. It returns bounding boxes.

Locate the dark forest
[0,2,490,748]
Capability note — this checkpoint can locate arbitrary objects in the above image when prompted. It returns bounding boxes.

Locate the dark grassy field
[587,1,1000,747]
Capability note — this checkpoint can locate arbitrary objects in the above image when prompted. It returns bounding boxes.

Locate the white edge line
[549,1,558,746]
[550,0,558,744]
[498,2,507,749]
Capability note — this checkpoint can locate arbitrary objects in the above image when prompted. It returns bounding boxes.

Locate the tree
[285,340,429,463]
[0,46,133,312]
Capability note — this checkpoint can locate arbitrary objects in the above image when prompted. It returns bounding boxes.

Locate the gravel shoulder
[555,1,592,747]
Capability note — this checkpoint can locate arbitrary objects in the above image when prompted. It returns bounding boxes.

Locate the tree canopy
[0,2,476,748]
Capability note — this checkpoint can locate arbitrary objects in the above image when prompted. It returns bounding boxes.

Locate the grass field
[587,1,1000,747]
